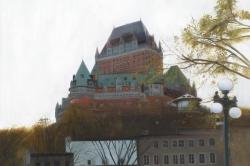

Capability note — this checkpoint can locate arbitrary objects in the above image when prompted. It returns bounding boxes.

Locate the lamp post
[210,78,241,166]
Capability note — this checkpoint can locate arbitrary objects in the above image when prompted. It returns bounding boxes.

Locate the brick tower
[93,20,163,75]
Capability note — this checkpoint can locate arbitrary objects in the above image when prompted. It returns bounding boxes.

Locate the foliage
[179,0,250,79]
[0,128,29,166]
[0,106,249,165]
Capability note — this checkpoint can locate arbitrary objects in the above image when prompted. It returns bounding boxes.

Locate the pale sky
[0,0,249,128]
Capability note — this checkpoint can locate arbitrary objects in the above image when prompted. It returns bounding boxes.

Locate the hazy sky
[0,0,249,128]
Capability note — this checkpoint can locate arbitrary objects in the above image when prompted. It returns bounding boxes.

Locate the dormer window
[107,48,112,56]
[119,44,124,54]
[113,45,119,55]
[132,40,137,49]
[125,42,132,51]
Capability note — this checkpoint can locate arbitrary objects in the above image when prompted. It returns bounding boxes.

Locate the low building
[24,152,74,166]
[137,129,223,166]
[65,137,137,166]
[169,94,201,111]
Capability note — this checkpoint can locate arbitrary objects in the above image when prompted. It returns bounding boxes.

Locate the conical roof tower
[75,60,90,87]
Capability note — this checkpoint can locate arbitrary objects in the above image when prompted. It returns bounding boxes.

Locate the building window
[179,154,185,164]
[199,139,205,146]
[81,74,84,78]
[131,40,137,49]
[143,155,150,165]
[154,155,159,165]
[164,155,169,164]
[153,141,158,148]
[173,155,178,164]
[87,160,91,165]
[172,140,177,147]
[107,48,112,56]
[178,140,185,147]
[163,140,169,148]
[188,140,194,147]
[199,154,206,164]
[209,153,216,163]
[35,163,41,166]
[188,154,195,164]
[125,42,133,51]
[209,138,215,146]
[119,44,124,54]
[113,46,119,55]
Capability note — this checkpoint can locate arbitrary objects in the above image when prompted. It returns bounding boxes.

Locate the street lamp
[210,78,241,166]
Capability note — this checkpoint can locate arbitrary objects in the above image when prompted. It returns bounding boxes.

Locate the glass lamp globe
[229,107,242,119]
[218,78,233,92]
[210,103,223,113]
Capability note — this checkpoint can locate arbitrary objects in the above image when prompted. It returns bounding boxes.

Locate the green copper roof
[164,65,189,90]
[143,67,163,84]
[75,61,90,87]
[91,64,101,75]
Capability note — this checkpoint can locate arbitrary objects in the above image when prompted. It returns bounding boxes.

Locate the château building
[55,21,197,121]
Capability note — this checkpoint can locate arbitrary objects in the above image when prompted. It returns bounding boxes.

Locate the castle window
[164,155,169,164]
[172,140,177,147]
[209,153,216,163]
[199,154,205,164]
[173,155,178,164]
[163,140,168,148]
[209,138,215,146]
[132,40,137,49]
[113,46,119,55]
[125,42,133,51]
[119,44,124,53]
[154,155,159,165]
[188,140,194,147]
[143,155,150,165]
[153,141,158,148]
[180,154,185,164]
[199,139,205,146]
[107,48,112,56]
[178,140,185,147]
[188,154,195,164]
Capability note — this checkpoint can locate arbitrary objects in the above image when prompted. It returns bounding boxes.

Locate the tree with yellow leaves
[180,0,250,79]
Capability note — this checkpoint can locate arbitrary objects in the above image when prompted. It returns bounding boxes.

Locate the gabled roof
[75,61,90,87]
[164,66,190,90]
[108,20,149,43]
[99,20,153,57]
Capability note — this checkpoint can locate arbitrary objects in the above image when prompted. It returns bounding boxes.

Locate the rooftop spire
[74,60,90,87]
